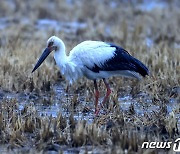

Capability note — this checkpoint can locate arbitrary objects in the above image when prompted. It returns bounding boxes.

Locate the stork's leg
[94,80,100,115]
[101,78,111,107]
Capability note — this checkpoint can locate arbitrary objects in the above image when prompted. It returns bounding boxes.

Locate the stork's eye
[48,41,54,47]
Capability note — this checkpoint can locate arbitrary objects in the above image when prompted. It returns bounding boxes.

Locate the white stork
[32,36,149,115]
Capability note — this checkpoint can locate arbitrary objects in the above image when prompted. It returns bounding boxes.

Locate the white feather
[48,36,141,83]
[69,41,115,69]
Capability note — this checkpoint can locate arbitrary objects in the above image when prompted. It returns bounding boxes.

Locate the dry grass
[0,98,178,153]
[0,0,179,153]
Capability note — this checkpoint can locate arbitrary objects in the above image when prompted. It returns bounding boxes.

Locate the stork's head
[32,36,63,73]
[47,36,63,51]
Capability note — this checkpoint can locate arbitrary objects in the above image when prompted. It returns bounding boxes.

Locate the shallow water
[0,144,108,154]
[118,94,160,116]
[36,19,87,33]
[0,17,10,30]
[0,83,179,126]
[0,17,87,35]
[137,0,168,12]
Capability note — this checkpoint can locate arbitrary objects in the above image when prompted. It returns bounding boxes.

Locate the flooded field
[0,0,179,153]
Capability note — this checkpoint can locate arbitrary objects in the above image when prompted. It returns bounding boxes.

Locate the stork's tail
[133,58,150,77]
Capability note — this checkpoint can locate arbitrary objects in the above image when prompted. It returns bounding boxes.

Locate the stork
[32,36,149,115]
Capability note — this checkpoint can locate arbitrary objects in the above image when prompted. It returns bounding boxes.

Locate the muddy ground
[0,0,179,153]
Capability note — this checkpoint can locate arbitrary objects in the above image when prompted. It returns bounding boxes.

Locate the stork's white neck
[53,40,81,83]
[54,40,67,66]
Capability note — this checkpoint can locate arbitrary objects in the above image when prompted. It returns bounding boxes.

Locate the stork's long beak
[32,47,51,73]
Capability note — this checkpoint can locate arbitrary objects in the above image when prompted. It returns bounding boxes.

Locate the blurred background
[0,0,179,153]
[0,0,179,91]
[0,0,180,48]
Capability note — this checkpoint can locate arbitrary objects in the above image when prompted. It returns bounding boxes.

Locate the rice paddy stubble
[0,0,179,153]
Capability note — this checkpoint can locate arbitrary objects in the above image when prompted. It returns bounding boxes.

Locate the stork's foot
[93,79,112,116]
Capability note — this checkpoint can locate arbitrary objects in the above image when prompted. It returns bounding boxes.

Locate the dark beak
[32,48,51,73]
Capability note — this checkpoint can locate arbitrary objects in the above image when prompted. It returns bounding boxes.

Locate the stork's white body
[54,40,142,83]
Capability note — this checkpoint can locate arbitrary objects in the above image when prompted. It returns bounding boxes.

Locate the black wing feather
[87,43,149,77]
